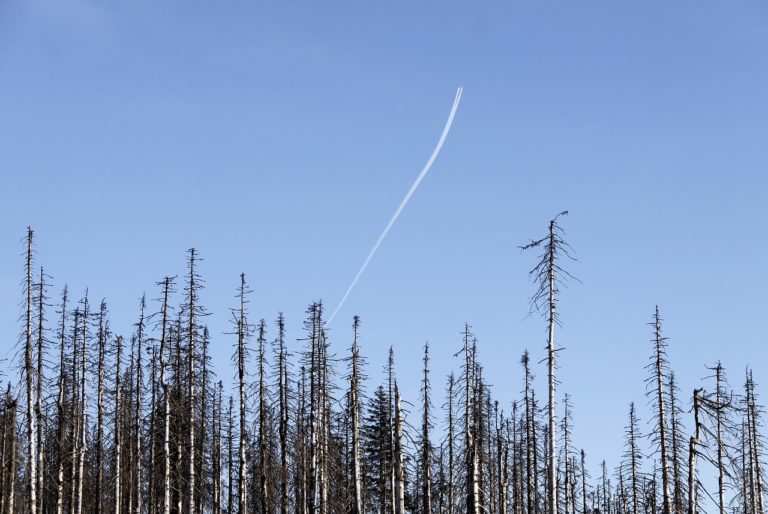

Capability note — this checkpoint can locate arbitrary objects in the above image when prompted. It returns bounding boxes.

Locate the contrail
[327,87,463,325]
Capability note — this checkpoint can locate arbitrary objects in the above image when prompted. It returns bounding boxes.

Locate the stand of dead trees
[1,222,766,514]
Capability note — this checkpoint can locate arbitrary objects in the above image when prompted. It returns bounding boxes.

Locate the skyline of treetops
[0,219,762,514]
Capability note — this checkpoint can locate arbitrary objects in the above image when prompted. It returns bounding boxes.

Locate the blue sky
[1,0,768,479]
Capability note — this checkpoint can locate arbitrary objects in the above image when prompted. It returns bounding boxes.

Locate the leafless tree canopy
[0,222,764,514]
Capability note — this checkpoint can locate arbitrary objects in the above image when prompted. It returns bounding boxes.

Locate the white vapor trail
[326,87,464,325]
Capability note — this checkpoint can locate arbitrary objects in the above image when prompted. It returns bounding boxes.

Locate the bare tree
[688,389,703,514]
[54,287,68,514]
[522,211,575,514]
[647,307,672,514]
[23,228,39,514]
[158,277,174,514]
[349,316,364,514]
[623,403,642,514]
[420,342,433,514]
[114,335,124,514]
[393,382,405,514]
[276,314,290,514]
[233,274,250,514]
[95,300,109,514]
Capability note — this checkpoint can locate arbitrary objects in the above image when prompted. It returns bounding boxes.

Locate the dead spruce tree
[460,324,481,514]
[393,382,405,514]
[522,210,575,514]
[114,335,124,514]
[232,273,251,514]
[275,313,290,514]
[646,307,673,514]
[183,248,206,514]
[622,403,643,514]
[95,300,109,514]
[444,372,456,514]
[702,362,734,514]
[521,351,535,514]
[133,296,146,514]
[34,267,46,514]
[420,342,434,514]
[157,276,175,514]
[54,286,68,514]
[688,388,703,514]
[348,316,364,514]
[1,385,18,514]
[76,295,89,514]
[668,373,687,514]
[744,371,765,514]
[23,228,39,514]
[256,319,270,514]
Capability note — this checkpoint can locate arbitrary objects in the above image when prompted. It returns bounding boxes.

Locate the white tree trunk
[114,336,123,514]
[55,288,68,514]
[654,308,672,514]
[350,318,363,514]
[24,228,38,514]
[547,222,557,514]
[394,384,405,514]
[237,275,248,514]
[76,300,89,514]
[160,279,172,514]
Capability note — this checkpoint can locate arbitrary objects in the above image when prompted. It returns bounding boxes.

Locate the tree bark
[350,317,363,514]
[24,228,39,514]
[115,336,124,514]
[393,383,405,514]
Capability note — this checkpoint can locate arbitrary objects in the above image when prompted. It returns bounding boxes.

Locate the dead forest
[0,217,764,514]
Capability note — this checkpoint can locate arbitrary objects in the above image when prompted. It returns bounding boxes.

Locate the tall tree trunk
[388,348,396,514]
[393,383,405,514]
[652,307,673,514]
[186,249,199,514]
[135,297,145,514]
[713,363,726,514]
[236,274,249,514]
[628,403,640,514]
[522,352,534,514]
[669,374,684,514]
[421,342,433,514]
[24,228,39,514]
[522,212,573,514]
[115,336,124,514]
[319,326,330,514]
[35,267,46,514]
[581,451,587,514]
[747,372,764,514]
[546,223,558,514]
[447,373,455,514]
[563,395,572,514]
[498,407,509,514]
[752,376,765,514]
[69,310,81,514]
[688,389,703,514]
[159,278,173,514]
[350,317,363,514]
[55,287,68,514]
[96,301,108,514]
[464,326,480,514]
[76,298,89,514]
[199,327,209,514]
[149,344,157,514]
[214,382,223,514]
[277,314,289,514]
[227,397,234,514]
[4,388,18,514]
[257,320,270,514]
